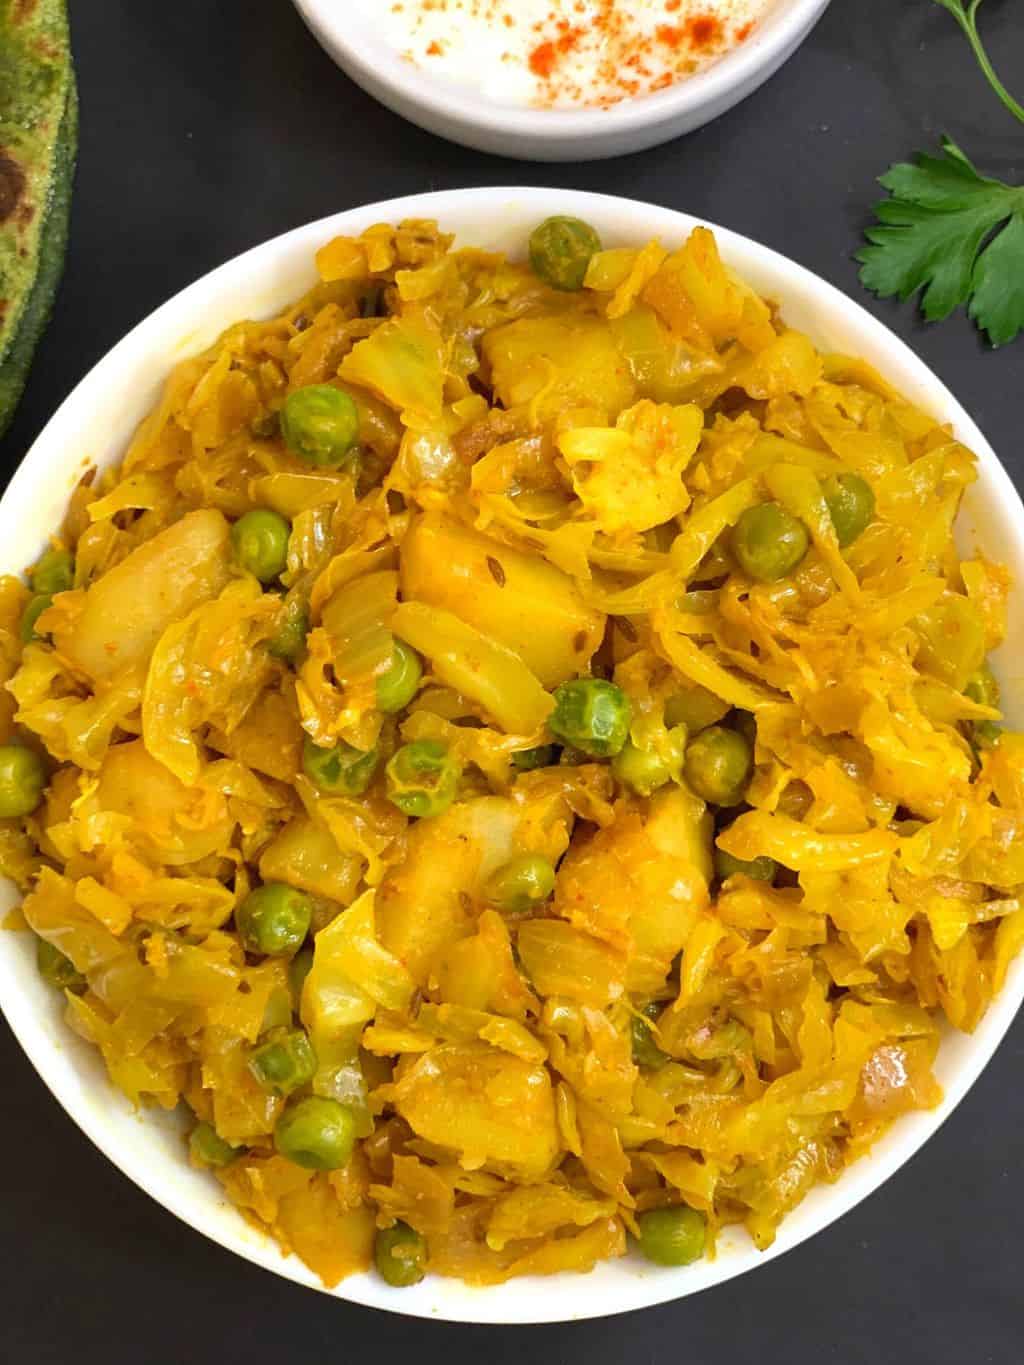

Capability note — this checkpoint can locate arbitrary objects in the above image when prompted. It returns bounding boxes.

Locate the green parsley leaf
[857,138,1024,346]
[858,1,1024,347]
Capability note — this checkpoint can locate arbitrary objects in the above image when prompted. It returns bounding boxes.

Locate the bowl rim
[291,0,832,143]
[2,185,1023,1324]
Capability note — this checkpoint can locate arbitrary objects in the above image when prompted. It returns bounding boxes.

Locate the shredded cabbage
[6,215,1022,1291]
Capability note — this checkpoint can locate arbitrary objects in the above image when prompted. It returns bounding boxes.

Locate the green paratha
[0,0,76,438]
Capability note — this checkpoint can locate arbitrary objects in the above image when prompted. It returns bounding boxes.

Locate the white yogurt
[357,0,773,109]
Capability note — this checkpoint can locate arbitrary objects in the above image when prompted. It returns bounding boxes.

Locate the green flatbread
[0,0,76,438]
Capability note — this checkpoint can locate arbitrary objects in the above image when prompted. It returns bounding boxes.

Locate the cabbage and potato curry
[3,215,1023,1290]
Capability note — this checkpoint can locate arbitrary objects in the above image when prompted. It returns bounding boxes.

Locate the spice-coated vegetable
[5,214,1021,1296]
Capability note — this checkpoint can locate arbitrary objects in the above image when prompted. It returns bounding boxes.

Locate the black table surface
[3,1,1023,1359]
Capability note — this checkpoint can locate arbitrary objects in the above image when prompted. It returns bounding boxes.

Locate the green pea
[20,593,52,643]
[377,638,422,713]
[732,501,810,582]
[375,1221,428,1287]
[189,1120,239,1169]
[268,596,309,663]
[30,547,74,595]
[281,384,360,468]
[231,509,291,584]
[0,744,46,817]
[274,1095,357,1170]
[822,472,875,549]
[248,1029,317,1097]
[385,740,460,818]
[549,679,632,758]
[484,854,556,913]
[631,1004,669,1071]
[303,735,379,797]
[289,945,314,1005]
[511,744,559,772]
[664,685,730,734]
[683,725,752,807]
[36,936,86,993]
[965,663,1002,750]
[529,216,602,292]
[613,729,685,797]
[714,847,777,884]
[636,1206,707,1267]
[236,882,313,957]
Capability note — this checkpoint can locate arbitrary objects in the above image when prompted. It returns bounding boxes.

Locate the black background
[3,1,1024,1360]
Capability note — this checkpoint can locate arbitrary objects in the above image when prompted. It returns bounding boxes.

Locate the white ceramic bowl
[2,188,1022,1324]
[292,0,832,160]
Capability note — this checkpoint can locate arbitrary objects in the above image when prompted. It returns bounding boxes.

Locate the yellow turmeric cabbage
[558,400,702,535]
[5,215,1023,1293]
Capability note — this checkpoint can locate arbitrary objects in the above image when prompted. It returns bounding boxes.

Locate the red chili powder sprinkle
[529,23,583,78]
[408,1,742,108]
[528,40,557,77]
[687,15,722,48]
[656,15,721,52]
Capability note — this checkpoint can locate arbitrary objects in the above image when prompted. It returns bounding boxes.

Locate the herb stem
[939,0,1024,125]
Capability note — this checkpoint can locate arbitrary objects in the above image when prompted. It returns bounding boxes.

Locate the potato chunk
[400,514,604,689]
[96,738,236,866]
[482,315,635,421]
[553,786,712,994]
[376,796,520,984]
[392,1043,560,1180]
[54,509,232,680]
[259,816,363,905]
